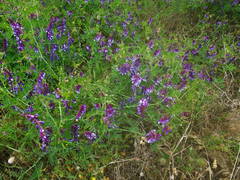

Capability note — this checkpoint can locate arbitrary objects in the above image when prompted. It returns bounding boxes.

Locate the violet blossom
[10,20,25,51]
[84,131,97,141]
[137,98,148,116]
[71,124,80,141]
[117,63,131,75]
[76,104,87,120]
[158,115,170,125]
[145,130,161,143]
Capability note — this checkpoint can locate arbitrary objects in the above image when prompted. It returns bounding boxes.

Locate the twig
[230,143,240,180]
[93,157,142,175]
[172,122,191,153]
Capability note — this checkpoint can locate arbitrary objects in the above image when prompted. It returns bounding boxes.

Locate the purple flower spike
[137,98,148,116]
[39,127,51,151]
[145,130,161,143]
[22,113,51,151]
[158,115,170,125]
[46,17,58,40]
[103,104,116,127]
[84,131,97,141]
[118,63,131,75]
[56,18,66,39]
[10,20,25,51]
[76,104,87,120]
[105,104,116,118]
[33,72,49,95]
[71,124,80,141]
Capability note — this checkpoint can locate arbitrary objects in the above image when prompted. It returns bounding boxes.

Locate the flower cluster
[103,104,116,127]
[33,72,49,95]
[84,131,97,141]
[76,104,87,121]
[9,20,24,51]
[22,113,51,151]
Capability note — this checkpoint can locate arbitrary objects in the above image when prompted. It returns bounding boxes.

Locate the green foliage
[0,0,239,178]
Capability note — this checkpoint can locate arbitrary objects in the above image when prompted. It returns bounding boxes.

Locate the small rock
[8,156,15,164]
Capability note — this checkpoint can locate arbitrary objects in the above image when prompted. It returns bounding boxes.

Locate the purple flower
[50,44,59,60]
[103,104,116,126]
[191,49,198,55]
[95,33,103,41]
[94,103,101,109]
[163,97,175,107]
[232,0,240,6]
[198,70,212,81]
[203,36,209,41]
[131,73,143,87]
[153,49,161,56]
[123,29,128,37]
[148,40,154,49]
[56,18,66,39]
[107,37,114,47]
[145,130,161,143]
[118,63,131,75]
[25,105,34,113]
[162,126,172,135]
[164,81,173,88]
[142,85,154,95]
[39,127,52,151]
[84,131,97,141]
[29,13,37,19]
[158,60,164,67]
[181,51,190,61]
[75,85,81,94]
[86,45,91,52]
[158,115,170,125]
[10,20,25,51]
[67,11,73,16]
[46,17,58,40]
[22,113,51,150]
[148,17,153,25]
[3,39,8,51]
[137,98,148,116]
[157,89,167,99]
[22,113,39,122]
[33,72,49,95]
[62,100,72,113]
[71,124,80,141]
[130,58,141,74]
[53,88,62,99]
[176,78,187,91]
[105,104,116,118]
[76,104,87,120]
[49,101,55,110]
